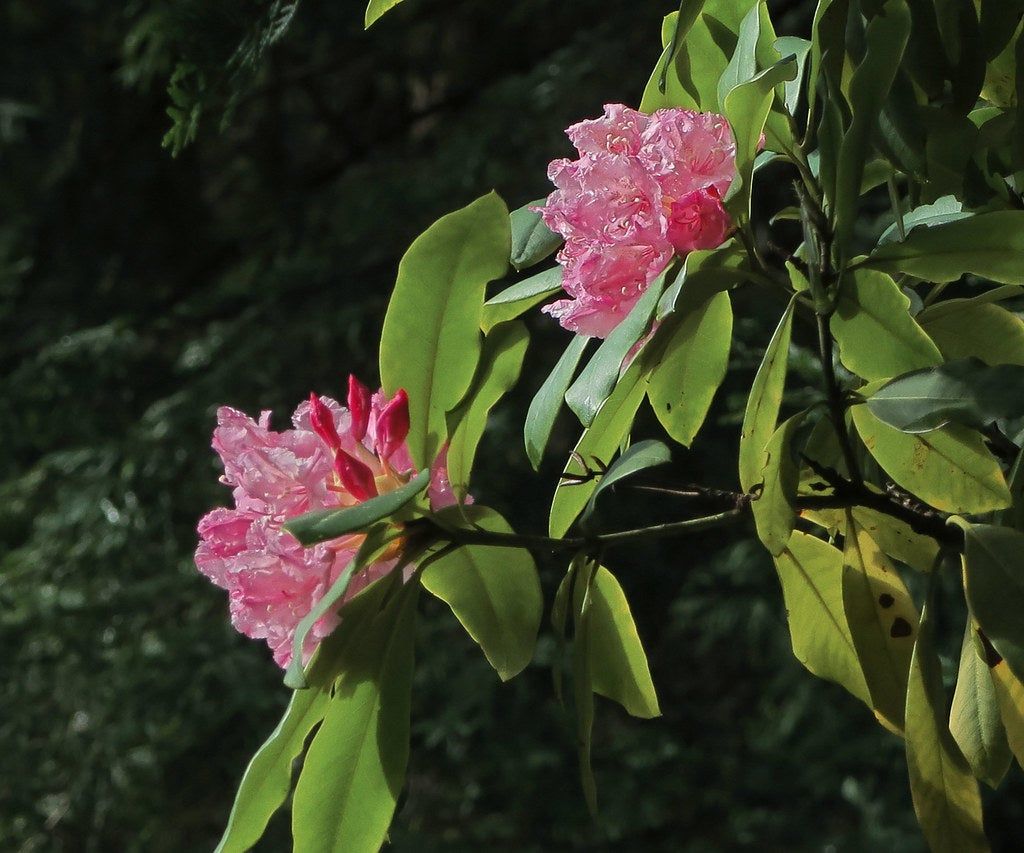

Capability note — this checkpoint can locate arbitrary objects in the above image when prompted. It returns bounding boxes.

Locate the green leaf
[291,581,419,853]
[950,622,1012,789]
[284,470,431,546]
[446,321,529,496]
[379,191,510,468]
[220,578,394,851]
[582,439,671,523]
[214,579,393,853]
[991,660,1024,770]
[801,505,939,573]
[565,270,666,428]
[863,211,1024,284]
[723,56,798,222]
[421,507,542,681]
[648,291,733,447]
[867,359,1024,433]
[551,559,579,706]
[850,404,1010,514]
[509,199,561,271]
[717,3,763,107]
[739,298,795,492]
[586,565,661,718]
[572,560,600,818]
[959,523,1024,685]
[640,1,778,114]
[550,361,649,537]
[774,35,811,115]
[904,586,988,853]
[841,512,919,733]
[919,301,1024,366]
[654,2,707,96]
[833,0,911,251]
[365,0,406,28]
[524,335,591,470]
[656,240,746,321]
[752,411,806,556]
[772,531,871,705]
[481,266,562,333]
[284,524,399,688]
[876,196,970,247]
[831,269,942,380]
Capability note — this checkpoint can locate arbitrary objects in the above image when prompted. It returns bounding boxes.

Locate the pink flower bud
[377,389,410,460]
[347,375,372,442]
[333,449,379,501]
[308,393,341,451]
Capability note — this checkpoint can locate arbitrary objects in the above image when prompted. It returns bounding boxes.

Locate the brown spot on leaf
[878,593,895,608]
[890,617,912,639]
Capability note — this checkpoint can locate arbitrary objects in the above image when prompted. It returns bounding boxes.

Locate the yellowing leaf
[842,513,919,733]
[773,531,870,706]
[850,404,1010,514]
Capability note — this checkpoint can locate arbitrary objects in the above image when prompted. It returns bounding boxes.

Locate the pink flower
[195,379,455,668]
[538,104,737,337]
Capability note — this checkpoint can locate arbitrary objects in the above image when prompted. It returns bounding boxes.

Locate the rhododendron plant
[538,104,735,336]
[203,2,1024,852]
[195,379,454,667]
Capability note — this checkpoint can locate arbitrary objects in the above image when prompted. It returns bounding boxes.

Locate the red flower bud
[347,375,372,442]
[308,393,341,451]
[333,449,379,502]
[377,389,410,460]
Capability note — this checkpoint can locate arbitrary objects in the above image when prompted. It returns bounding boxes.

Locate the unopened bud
[333,449,379,502]
[347,375,372,442]
[308,393,341,451]
[377,389,410,460]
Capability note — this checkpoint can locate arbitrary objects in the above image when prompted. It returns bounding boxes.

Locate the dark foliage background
[1,0,1021,850]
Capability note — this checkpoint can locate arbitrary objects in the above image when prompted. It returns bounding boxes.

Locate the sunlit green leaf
[284,470,431,546]
[648,291,732,447]
[550,361,648,537]
[656,240,746,321]
[447,321,529,497]
[864,211,1024,284]
[214,579,392,853]
[292,581,418,853]
[723,56,798,222]
[509,199,561,272]
[481,266,562,333]
[565,270,665,427]
[379,192,510,468]
[950,622,1012,789]
[831,269,942,380]
[904,586,988,853]
[739,298,795,492]
[422,507,542,681]
[867,359,1024,433]
[876,196,970,246]
[752,411,806,556]
[524,335,591,470]
[919,301,1024,366]
[582,439,671,522]
[717,3,763,107]
[800,505,939,573]
[850,404,1010,514]
[365,0,406,28]
[587,565,660,718]
[841,512,919,734]
[772,531,871,705]
[991,660,1024,770]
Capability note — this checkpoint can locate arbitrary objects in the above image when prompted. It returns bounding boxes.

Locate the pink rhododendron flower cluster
[539,103,736,337]
[195,377,455,668]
